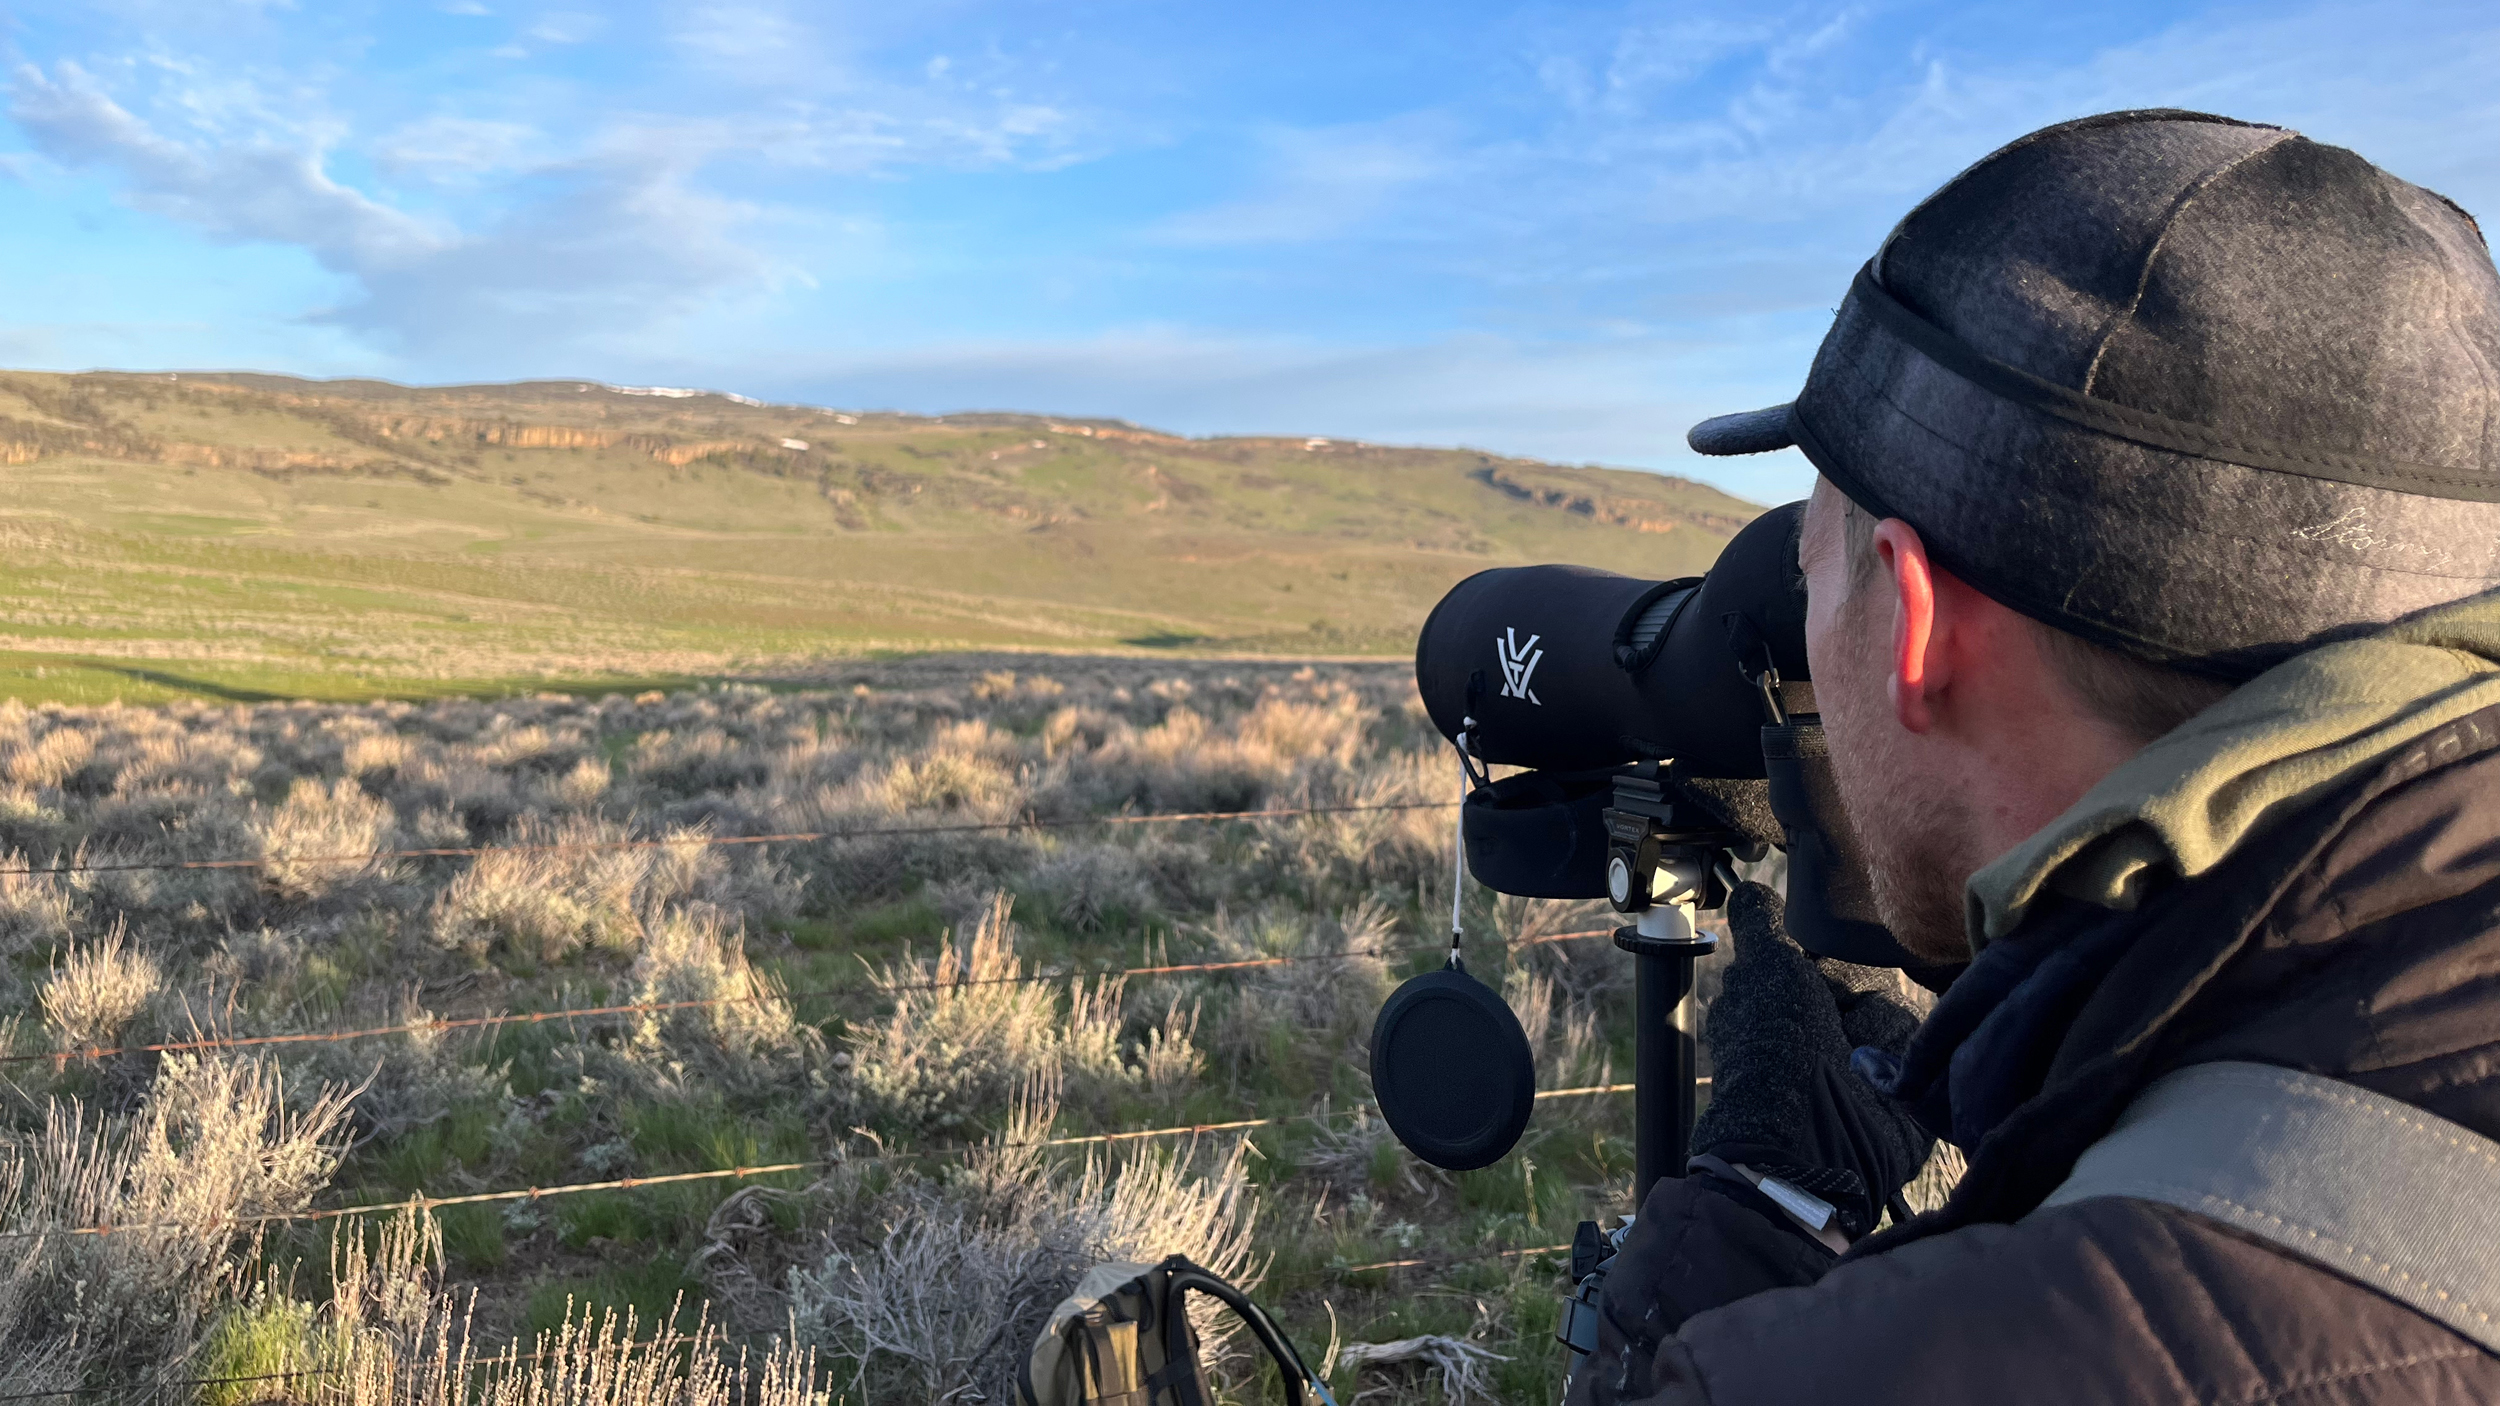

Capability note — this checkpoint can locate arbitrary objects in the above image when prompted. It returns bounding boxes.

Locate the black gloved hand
[1688,881,1933,1241]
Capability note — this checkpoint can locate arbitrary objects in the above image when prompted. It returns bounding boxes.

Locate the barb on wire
[0,801,1457,878]
[3,927,1625,1068]
[1339,1241,1576,1276]
[0,1083,1640,1244]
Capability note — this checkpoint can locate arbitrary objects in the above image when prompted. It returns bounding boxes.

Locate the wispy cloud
[660,2,1088,173]
[1553,0,2500,227]
[1155,0,2500,328]
[1150,114,1462,246]
[670,1,826,78]
[9,62,777,357]
[371,114,542,178]
[2,4,1092,358]
[12,62,440,268]
[321,155,779,354]
[526,11,603,44]
[1535,14,1779,115]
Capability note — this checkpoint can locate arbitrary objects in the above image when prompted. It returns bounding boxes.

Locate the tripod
[1557,782,1734,1365]
[1602,768,1738,1204]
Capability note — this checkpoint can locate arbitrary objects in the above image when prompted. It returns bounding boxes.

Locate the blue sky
[1,1,2495,505]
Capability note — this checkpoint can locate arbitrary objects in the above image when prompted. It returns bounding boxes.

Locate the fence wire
[1340,1240,1578,1275]
[0,1367,351,1404]
[3,927,1625,1068]
[0,1082,1642,1244]
[0,800,1457,878]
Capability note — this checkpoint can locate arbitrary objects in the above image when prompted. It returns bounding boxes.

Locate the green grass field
[0,371,1762,703]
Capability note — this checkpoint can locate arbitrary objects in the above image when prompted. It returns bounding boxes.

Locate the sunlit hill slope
[0,371,1763,702]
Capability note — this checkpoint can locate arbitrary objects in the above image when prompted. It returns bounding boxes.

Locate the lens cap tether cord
[1447,723,1491,970]
[1367,721,1538,1172]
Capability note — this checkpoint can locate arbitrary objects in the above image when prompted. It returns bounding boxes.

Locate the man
[1569,110,2500,1402]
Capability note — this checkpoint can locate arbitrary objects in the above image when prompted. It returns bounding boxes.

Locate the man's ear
[1871,519,1949,732]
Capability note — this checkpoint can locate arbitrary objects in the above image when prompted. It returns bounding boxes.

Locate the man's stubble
[1818,586,1978,965]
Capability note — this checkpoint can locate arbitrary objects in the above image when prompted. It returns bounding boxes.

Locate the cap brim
[1688,403,1798,456]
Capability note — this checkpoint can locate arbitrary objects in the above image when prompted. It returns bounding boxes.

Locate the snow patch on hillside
[593,383,767,407]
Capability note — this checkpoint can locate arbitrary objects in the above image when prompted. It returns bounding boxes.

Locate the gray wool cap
[1689,109,2500,680]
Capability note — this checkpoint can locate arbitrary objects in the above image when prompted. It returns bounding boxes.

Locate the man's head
[1691,109,2500,958]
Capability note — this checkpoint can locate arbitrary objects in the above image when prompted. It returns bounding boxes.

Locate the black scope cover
[1415,502,1810,776]
[1460,767,1619,899]
[1458,766,1782,899]
[1370,966,1536,1171]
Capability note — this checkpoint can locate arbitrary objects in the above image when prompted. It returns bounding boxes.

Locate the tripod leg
[1632,947,1700,1206]
[1676,957,1703,1161]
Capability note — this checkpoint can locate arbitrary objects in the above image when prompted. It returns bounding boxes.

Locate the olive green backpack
[1020,1254,1337,1406]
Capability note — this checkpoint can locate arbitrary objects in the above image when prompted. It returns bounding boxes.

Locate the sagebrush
[0,656,1947,1404]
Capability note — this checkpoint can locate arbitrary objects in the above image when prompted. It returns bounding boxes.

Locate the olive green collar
[1965,592,2500,952]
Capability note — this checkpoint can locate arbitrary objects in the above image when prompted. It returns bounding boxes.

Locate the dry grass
[0,656,1941,1404]
[40,923,160,1050]
[0,1053,354,1390]
[787,1083,1260,1404]
[198,1208,826,1406]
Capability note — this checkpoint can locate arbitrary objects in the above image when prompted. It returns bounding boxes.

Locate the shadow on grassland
[93,665,290,704]
[0,654,722,708]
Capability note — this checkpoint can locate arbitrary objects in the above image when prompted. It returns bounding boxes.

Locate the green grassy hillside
[0,371,1763,702]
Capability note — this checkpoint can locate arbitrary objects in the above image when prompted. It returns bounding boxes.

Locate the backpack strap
[1151,1256,1333,1406]
[1079,1307,1149,1406]
[2037,1060,2500,1354]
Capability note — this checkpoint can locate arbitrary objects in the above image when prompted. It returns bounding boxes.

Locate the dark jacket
[1571,702,2500,1403]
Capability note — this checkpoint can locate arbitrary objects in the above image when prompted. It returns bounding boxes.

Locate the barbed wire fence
[0,800,1459,878]
[3,927,1619,1069]
[0,797,1670,1397]
[0,1082,1647,1245]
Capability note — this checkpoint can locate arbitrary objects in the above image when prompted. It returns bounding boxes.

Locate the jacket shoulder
[1637,1199,2499,1405]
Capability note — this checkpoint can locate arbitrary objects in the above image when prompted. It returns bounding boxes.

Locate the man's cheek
[1802,573,1846,682]
[1810,595,1850,680]
[1811,594,1877,722]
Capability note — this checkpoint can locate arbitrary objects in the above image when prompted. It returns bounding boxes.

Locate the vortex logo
[1497,627,1543,704]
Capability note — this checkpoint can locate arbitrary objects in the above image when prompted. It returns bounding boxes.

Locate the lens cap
[1369,966,1536,1171]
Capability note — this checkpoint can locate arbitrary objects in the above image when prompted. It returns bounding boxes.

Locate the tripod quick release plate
[1602,771,1736,917]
